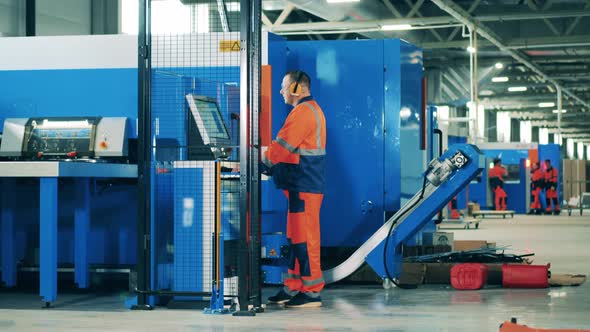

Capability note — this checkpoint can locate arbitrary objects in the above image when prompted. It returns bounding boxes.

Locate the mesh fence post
[235,0,262,316]
[134,0,153,310]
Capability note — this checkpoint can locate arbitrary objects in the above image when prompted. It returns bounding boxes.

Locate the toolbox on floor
[450,263,488,290]
[502,264,550,288]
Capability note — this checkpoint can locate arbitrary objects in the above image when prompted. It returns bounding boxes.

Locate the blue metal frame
[74,178,90,289]
[1,179,16,287]
[40,177,58,304]
[365,144,484,279]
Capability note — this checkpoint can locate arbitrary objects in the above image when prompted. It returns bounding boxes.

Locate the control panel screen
[191,97,230,141]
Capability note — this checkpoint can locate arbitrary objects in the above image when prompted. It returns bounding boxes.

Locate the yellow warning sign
[219,40,241,52]
[269,248,277,257]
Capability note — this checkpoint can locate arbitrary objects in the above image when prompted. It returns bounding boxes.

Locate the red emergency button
[37,152,44,158]
[67,151,78,158]
[99,141,108,149]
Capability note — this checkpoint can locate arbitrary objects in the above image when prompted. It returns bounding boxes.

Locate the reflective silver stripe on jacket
[262,153,274,167]
[277,137,298,153]
[302,101,323,151]
[299,148,325,156]
[301,276,325,286]
[283,272,300,280]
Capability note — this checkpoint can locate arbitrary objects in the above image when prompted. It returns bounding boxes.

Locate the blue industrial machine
[260,37,430,284]
[0,116,136,305]
[279,38,425,247]
[0,31,474,309]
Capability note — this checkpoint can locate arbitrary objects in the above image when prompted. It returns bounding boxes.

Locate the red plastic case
[502,264,550,288]
[450,263,488,290]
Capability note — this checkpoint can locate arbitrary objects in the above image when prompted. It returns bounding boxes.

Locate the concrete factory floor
[1,214,589,331]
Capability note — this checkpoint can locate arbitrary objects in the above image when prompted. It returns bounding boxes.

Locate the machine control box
[0,117,128,160]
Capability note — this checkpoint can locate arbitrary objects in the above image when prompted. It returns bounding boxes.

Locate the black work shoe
[284,292,322,308]
[553,210,561,215]
[268,289,294,304]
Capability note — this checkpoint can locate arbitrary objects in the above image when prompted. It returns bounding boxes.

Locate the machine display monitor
[186,94,230,143]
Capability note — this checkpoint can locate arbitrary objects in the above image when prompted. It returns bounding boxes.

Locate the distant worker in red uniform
[544,159,560,215]
[488,158,508,211]
[528,161,544,215]
[261,70,326,308]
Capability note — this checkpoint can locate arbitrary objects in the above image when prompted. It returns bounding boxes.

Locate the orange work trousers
[545,187,560,212]
[493,186,508,211]
[530,187,542,210]
[283,191,325,294]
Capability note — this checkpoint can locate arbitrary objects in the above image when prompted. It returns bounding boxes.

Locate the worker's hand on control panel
[260,162,272,176]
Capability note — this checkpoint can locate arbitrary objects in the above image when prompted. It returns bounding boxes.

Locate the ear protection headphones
[289,71,304,96]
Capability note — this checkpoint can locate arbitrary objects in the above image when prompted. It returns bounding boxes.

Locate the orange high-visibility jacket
[544,166,558,186]
[531,168,545,188]
[262,96,326,193]
[488,165,507,189]
[489,165,507,181]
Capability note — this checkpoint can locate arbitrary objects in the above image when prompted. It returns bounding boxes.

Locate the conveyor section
[323,144,484,284]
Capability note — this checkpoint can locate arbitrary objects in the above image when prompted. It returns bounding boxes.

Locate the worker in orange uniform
[528,162,545,215]
[544,159,560,215]
[261,70,326,308]
[488,158,508,210]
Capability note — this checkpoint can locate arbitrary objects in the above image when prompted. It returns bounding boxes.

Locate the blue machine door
[287,40,386,247]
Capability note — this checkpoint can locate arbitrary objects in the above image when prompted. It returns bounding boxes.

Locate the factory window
[520,121,532,144]
[567,139,575,159]
[121,0,206,34]
[577,142,585,160]
[539,128,549,144]
[496,112,511,143]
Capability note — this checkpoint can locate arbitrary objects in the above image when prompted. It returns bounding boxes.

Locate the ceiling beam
[446,0,481,41]
[270,9,590,33]
[403,0,444,41]
[565,0,590,35]
[527,0,561,37]
[430,0,590,111]
[420,34,590,49]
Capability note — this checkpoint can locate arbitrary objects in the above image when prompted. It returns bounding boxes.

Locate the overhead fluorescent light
[495,62,504,69]
[539,102,556,108]
[466,46,476,53]
[492,76,509,82]
[552,109,567,113]
[326,0,361,3]
[508,86,527,92]
[479,90,494,96]
[381,24,412,31]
